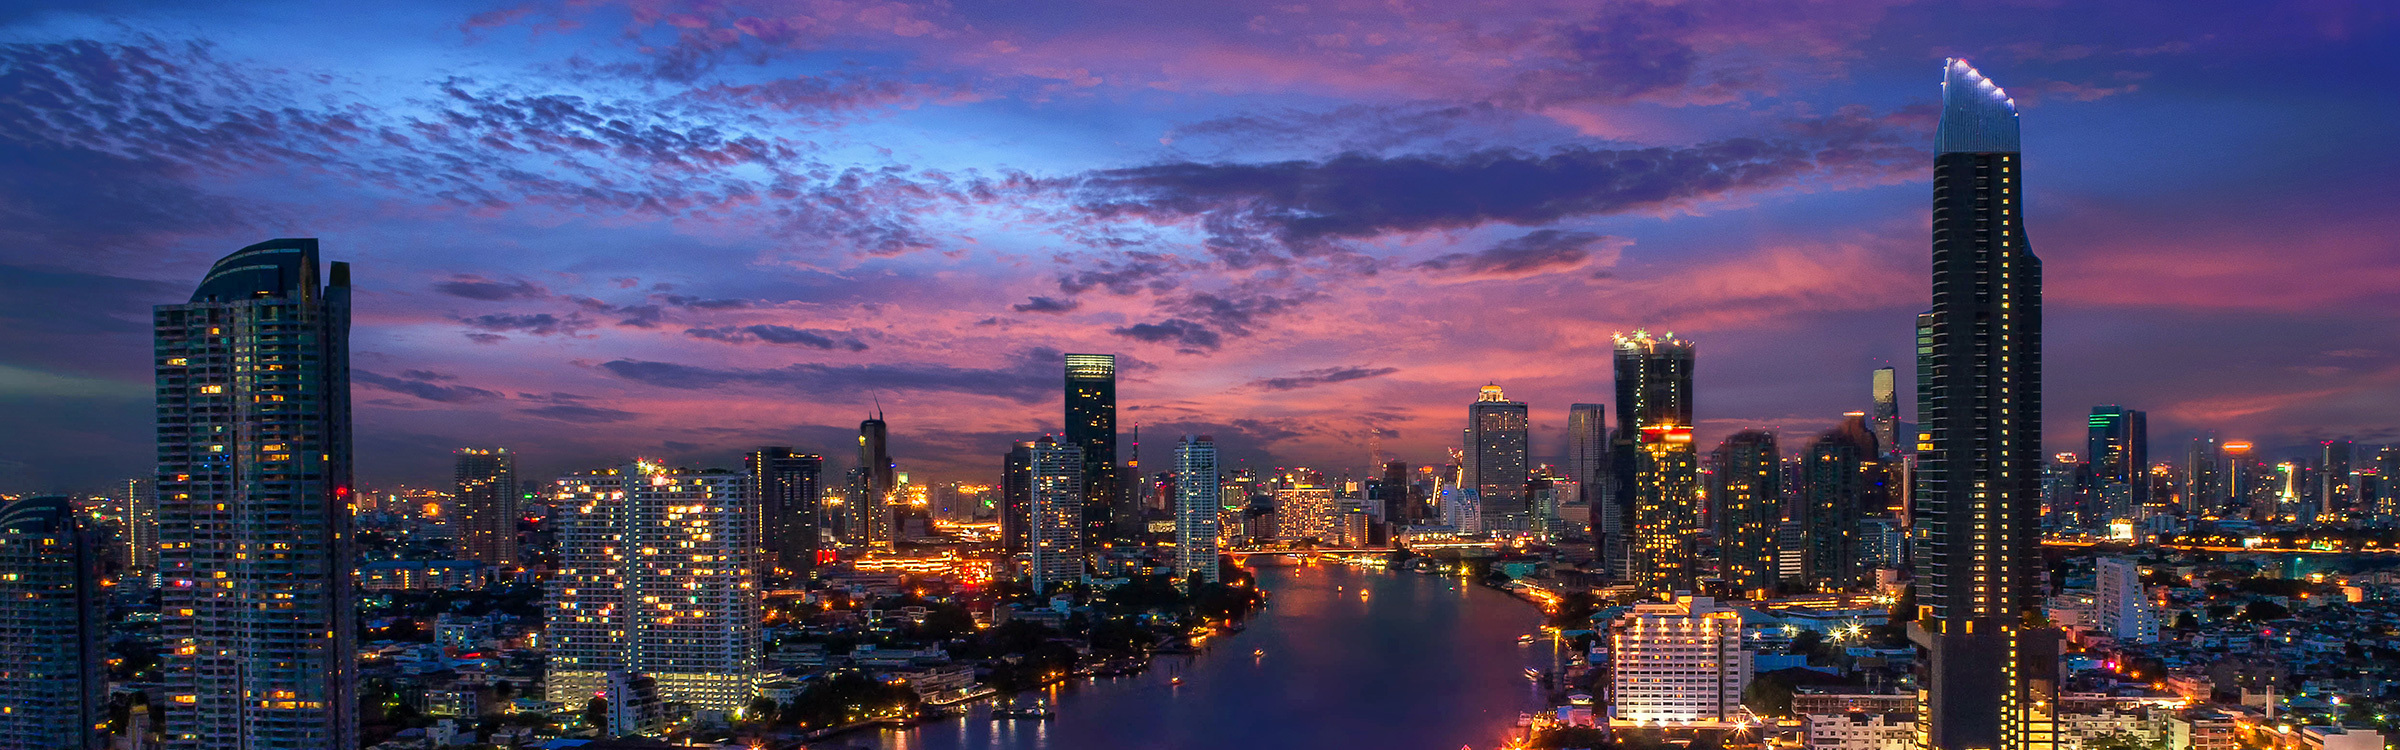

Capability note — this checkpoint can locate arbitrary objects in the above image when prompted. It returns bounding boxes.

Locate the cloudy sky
[1,0,2394,491]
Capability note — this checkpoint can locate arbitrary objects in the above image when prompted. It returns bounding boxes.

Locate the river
[847,560,1557,750]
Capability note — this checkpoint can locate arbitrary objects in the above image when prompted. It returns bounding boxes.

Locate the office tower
[1911,60,2058,750]
[2087,406,2147,525]
[0,497,107,750]
[154,238,356,750]
[2093,558,2159,644]
[2321,439,2354,520]
[1611,330,1695,581]
[1174,435,1222,584]
[858,412,896,548]
[2183,435,2220,519]
[1803,413,1884,591]
[454,448,518,568]
[747,448,825,575]
[1607,595,1750,724]
[1709,430,1781,595]
[1063,353,1122,545]
[1631,423,1699,593]
[1873,367,1900,454]
[1463,385,1532,532]
[1567,402,1608,509]
[1002,441,1035,553]
[1028,437,1086,592]
[546,463,759,716]
[123,477,158,576]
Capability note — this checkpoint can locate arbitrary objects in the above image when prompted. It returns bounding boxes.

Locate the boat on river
[991,700,1055,720]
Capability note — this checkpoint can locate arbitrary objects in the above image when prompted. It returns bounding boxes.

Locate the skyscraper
[546,463,759,716]
[1613,331,1695,583]
[2321,438,2354,520]
[1463,385,1532,532]
[454,448,518,568]
[1174,435,1222,584]
[1379,460,1413,526]
[858,412,896,548]
[1029,437,1086,592]
[1872,367,1900,453]
[747,448,825,575]
[154,238,356,750]
[2183,435,2220,519]
[2087,406,2148,525]
[1064,353,1122,544]
[1001,441,1035,553]
[1631,423,1699,593]
[122,477,158,577]
[1802,413,1883,591]
[1709,430,1781,595]
[0,497,107,750]
[1910,60,2058,750]
[1567,403,1608,548]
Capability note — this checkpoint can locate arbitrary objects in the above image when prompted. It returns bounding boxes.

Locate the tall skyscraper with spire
[1909,60,2057,750]
[1064,354,1122,544]
[154,239,356,749]
[1462,385,1532,532]
[1612,331,1695,585]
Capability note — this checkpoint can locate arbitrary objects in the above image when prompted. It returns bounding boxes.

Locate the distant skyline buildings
[154,238,357,750]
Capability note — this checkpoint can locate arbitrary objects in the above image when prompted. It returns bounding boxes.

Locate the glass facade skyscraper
[1462,385,1531,532]
[1909,60,2058,750]
[1064,354,1122,544]
[154,239,356,750]
[2086,406,2147,525]
[1612,331,1695,583]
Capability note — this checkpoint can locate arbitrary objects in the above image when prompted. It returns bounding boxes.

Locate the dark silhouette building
[1801,413,1884,591]
[1064,354,1121,544]
[1002,440,1035,553]
[1709,431,1782,596]
[1909,60,2059,750]
[1463,385,1532,532]
[1611,331,1695,583]
[747,447,824,574]
[2086,406,2147,526]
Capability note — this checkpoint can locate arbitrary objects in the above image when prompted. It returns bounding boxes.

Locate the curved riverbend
[851,561,1553,750]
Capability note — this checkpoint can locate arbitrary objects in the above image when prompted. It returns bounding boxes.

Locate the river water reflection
[850,561,1553,750]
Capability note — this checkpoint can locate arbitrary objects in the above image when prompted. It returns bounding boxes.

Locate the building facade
[747,447,825,575]
[1909,60,2060,750]
[1029,438,1086,592]
[1873,366,1901,455]
[1608,595,1750,724]
[1463,385,1531,532]
[454,448,517,568]
[1632,424,1700,593]
[1064,354,1122,544]
[0,497,107,749]
[1174,435,1222,584]
[1711,430,1782,595]
[154,238,357,750]
[1612,330,1695,581]
[546,463,760,717]
[2092,558,2159,644]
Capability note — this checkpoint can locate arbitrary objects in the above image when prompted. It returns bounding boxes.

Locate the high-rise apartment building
[1910,60,2059,750]
[2093,558,2159,645]
[1001,441,1035,553]
[1873,367,1900,454]
[0,497,107,750]
[1802,413,1884,591]
[1710,430,1781,595]
[1029,437,1086,592]
[122,477,158,576]
[1463,385,1531,532]
[747,448,824,575]
[1631,423,1699,593]
[2087,406,2147,525]
[2321,439,2354,520]
[1612,330,1695,581]
[1064,354,1123,544]
[1608,595,1750,724]
[545,463,759,717]
[154,239,356,750]
[1174,435,1221,584]
[455,448,518,568]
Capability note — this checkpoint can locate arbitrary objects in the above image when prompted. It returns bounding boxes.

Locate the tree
[2240,600,2291,622]
[2086,731,2167,750]
[582,698,607,733]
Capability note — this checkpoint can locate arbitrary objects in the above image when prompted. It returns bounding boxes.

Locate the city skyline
[1,2,2395,492]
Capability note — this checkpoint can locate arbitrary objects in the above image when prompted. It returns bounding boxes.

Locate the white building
[1029,438,1085,592]
[1174,436,1221,584]
[2095,557,2160,644]
[1608,595,1752,725]
[1442,487,1484,534]
[545,463,760,718]
[1803,712,1917,750]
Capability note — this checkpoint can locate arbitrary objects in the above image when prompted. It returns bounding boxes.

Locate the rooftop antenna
[872,393,884,420]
